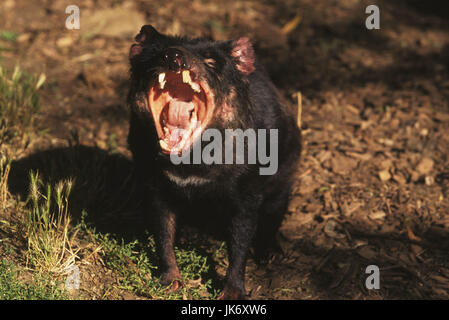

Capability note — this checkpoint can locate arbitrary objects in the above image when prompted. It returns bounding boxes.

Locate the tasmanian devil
[127,25,301,299]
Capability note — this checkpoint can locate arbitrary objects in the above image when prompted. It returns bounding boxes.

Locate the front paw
[161,270,183,292]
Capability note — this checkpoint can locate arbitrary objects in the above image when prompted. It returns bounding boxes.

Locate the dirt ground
[1,0,449,299]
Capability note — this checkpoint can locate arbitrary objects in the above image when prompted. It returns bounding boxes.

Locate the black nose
[164,48,189,72]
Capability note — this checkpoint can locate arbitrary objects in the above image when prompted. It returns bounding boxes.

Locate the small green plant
[0,65,45,148]
[79,214,218,299]
[106,133,118,153]
[0,259,67,300]
[25,172,79,275]
[0,31,19,42]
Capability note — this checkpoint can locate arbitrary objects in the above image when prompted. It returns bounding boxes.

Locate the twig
[296,91,302,129]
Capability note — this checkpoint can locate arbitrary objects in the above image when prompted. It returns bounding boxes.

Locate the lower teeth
[159,139,169,150]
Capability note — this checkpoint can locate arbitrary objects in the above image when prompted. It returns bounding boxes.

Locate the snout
[163,48,190,72]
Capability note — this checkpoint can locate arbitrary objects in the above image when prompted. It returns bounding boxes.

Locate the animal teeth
[159,139,169,150]
[190,82,201,93]
[182,70,190,83]
[182,70,201,93]
[159,73,166,89]
[159,70,200,92]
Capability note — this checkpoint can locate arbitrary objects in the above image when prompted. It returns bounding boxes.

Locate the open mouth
[148,70,214,154]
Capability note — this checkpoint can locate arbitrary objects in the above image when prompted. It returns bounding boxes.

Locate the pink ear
[231,37,255,75]
[129,44,143,59]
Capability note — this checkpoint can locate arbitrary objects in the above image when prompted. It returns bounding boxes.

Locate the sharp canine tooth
[180,70,201,93]
[182,70,190,83]
[159,73,166,89]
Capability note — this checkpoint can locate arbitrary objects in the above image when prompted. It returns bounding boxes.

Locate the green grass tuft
[0,65,45,150]
[25,171,79,275]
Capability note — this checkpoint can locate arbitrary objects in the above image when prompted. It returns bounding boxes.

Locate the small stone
[369,211,386,220]
[378,169,391,182]
[417,157,434,175]
[56,36,74,48]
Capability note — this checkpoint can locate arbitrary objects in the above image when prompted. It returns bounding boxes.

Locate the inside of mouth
[149,71,208,153]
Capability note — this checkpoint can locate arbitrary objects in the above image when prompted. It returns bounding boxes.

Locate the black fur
[127,25,301,299]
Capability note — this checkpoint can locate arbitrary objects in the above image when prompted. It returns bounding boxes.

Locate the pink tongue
[167,100,194,128]
[166,100,194,148]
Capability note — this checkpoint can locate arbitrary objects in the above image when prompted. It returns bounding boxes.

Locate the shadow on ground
[8,146,143,237]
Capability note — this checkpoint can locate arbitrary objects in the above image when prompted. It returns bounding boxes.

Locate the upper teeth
[182,70,190,83]
[158,71,200,92]
[182,70,201,93]
[158,73,166,89]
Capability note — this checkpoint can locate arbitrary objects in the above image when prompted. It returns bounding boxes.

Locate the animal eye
[204,58,216,68]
